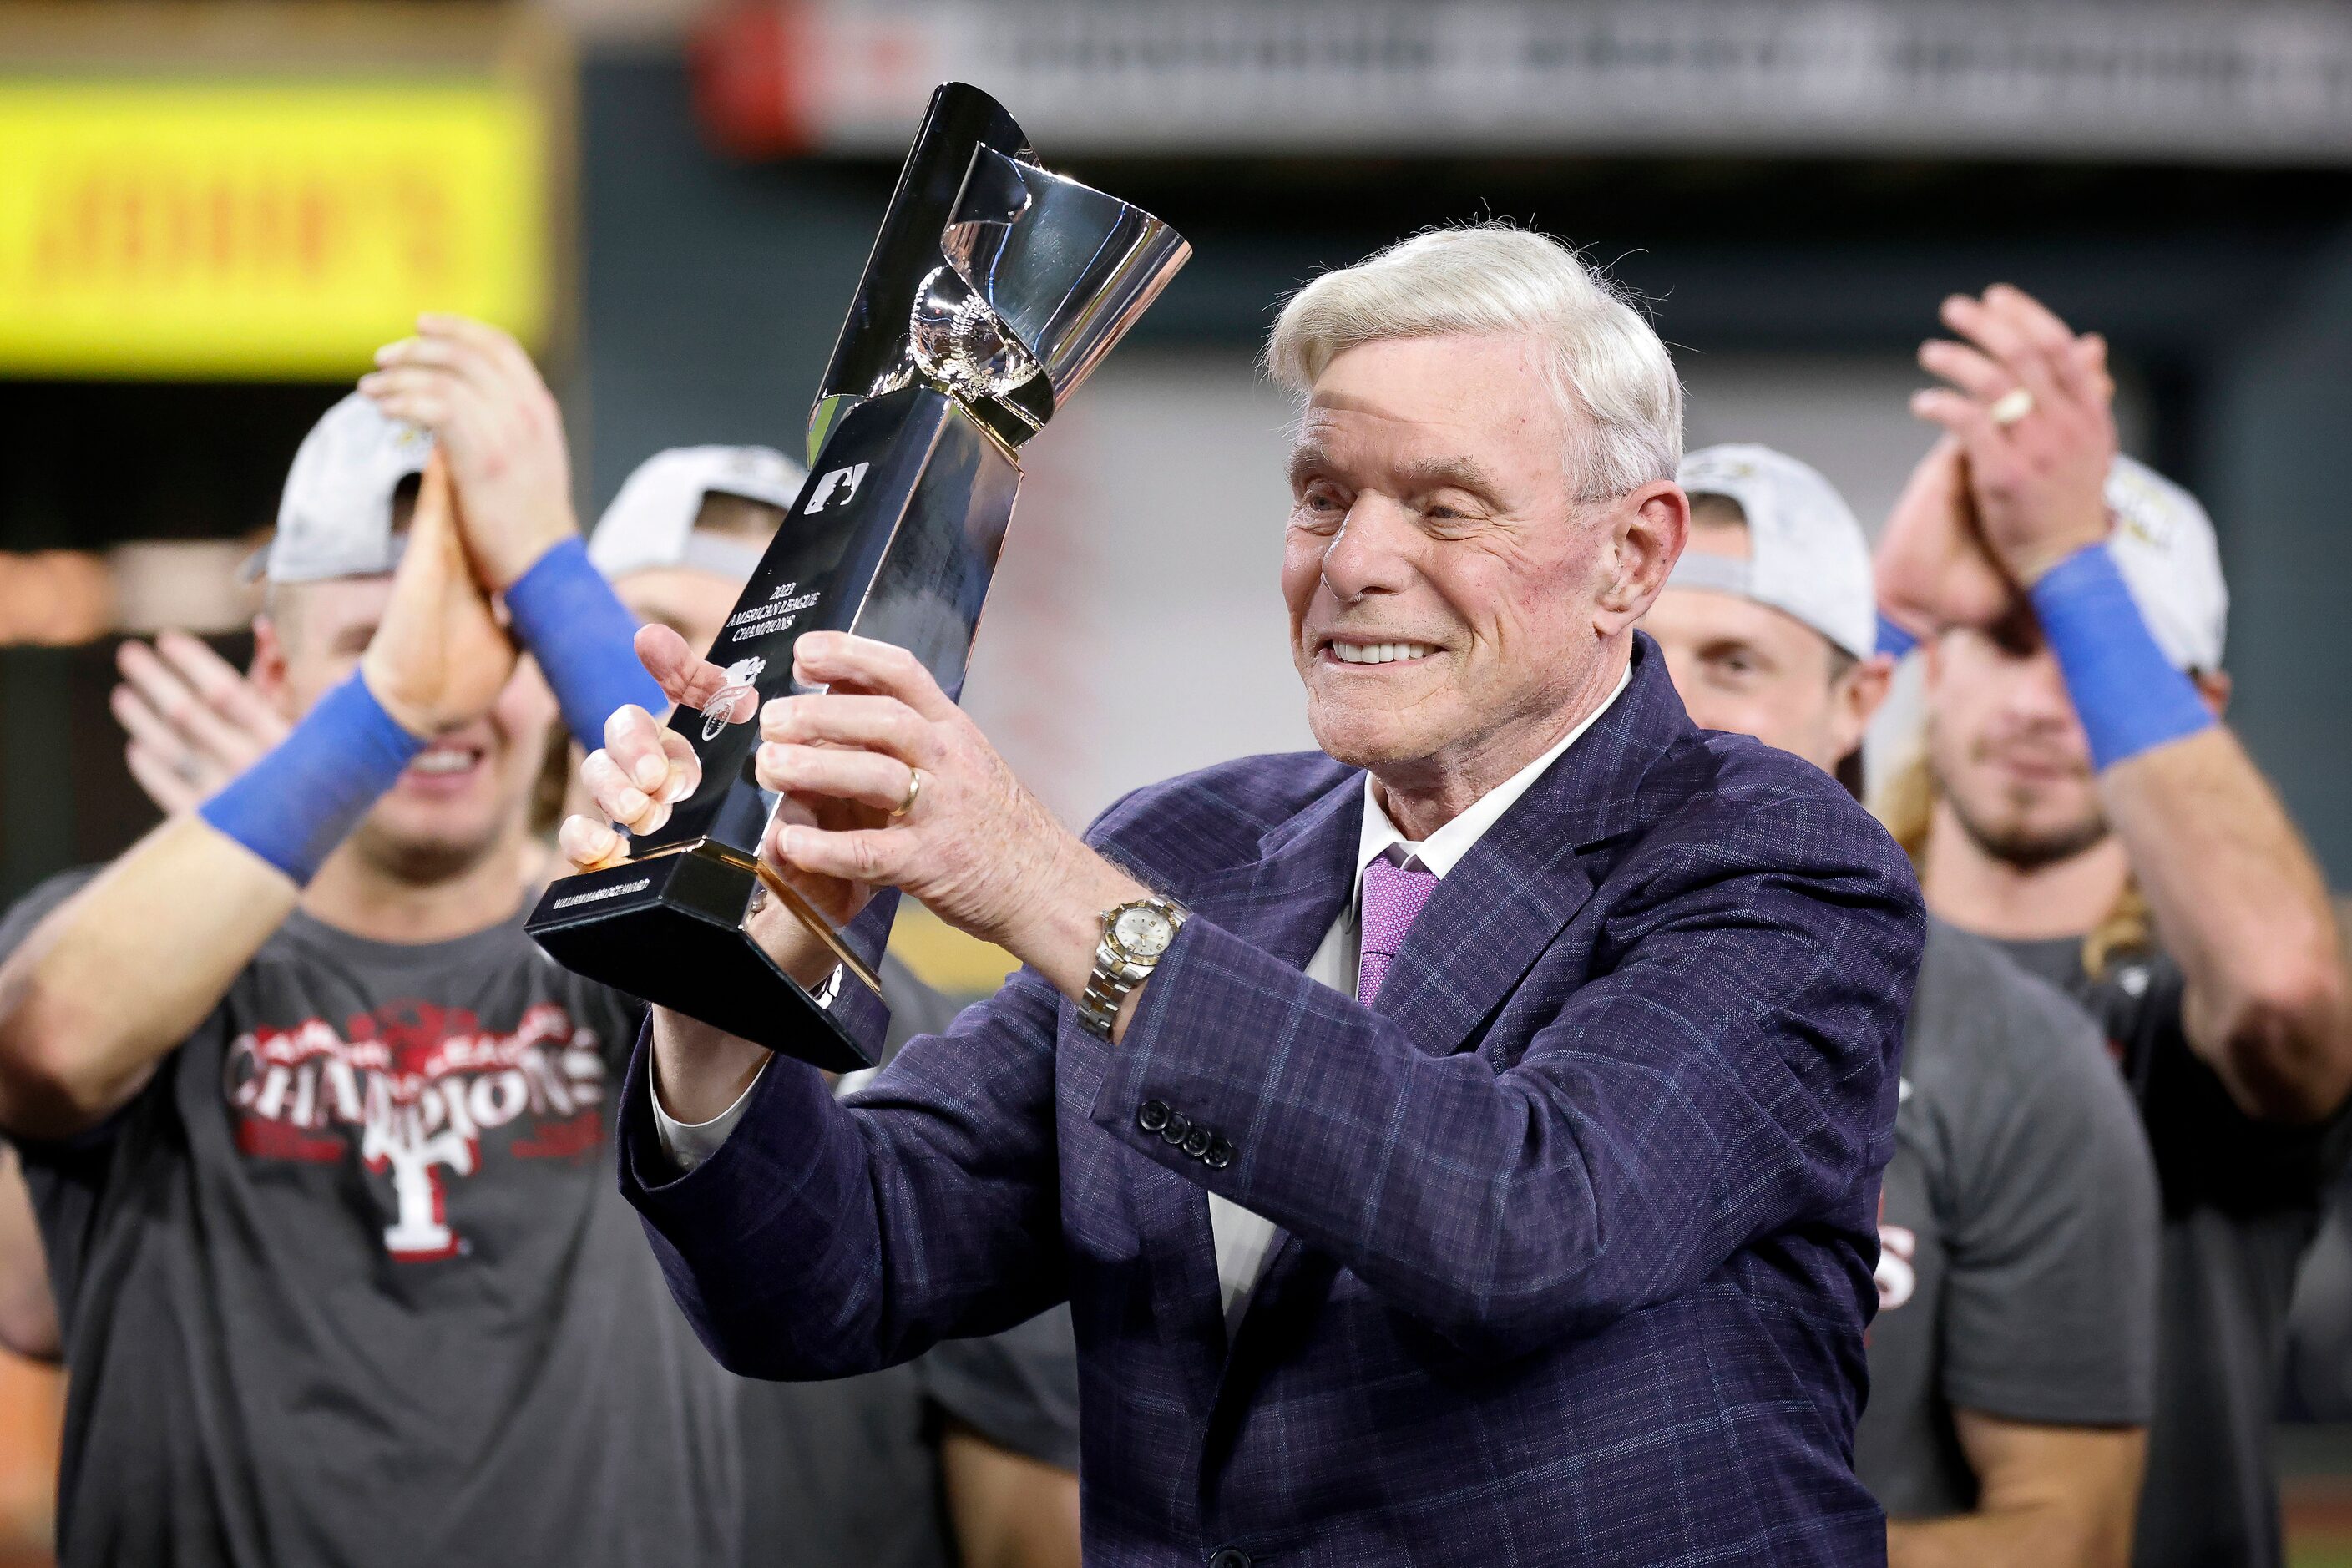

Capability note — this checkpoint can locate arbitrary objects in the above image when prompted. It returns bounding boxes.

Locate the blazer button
[1208,1550,1252,1568]
[1202,1136,1233,1170]
[1182,1127,1211,1159]
[1162,1111,1194,1145]
[1137,1100,1170,1134]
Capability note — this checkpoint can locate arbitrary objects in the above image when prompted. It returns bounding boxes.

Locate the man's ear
[1831,653,1897,756]
[249,615,296,718]
[2194,668,2232,718]
[1595,481,1689,635]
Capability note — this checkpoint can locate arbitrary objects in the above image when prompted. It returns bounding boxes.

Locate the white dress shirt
[657,667,1633,1338]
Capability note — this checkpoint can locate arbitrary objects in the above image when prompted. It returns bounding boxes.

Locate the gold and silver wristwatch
[1078,895,1188,1039]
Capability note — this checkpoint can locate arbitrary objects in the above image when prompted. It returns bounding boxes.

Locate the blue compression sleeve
[198,670,426,884]
[1874,613,1918,660]
[503,536,666,750]
[2028,543,2216,771]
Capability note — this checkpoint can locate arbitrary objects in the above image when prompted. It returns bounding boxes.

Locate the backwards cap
[255,392,435,584]
[587,446,805,584]
[2104,455,2228,671]
[1671,443,1877,660]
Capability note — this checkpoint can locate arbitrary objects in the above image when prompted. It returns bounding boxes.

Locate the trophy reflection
[525,83,1191,1070]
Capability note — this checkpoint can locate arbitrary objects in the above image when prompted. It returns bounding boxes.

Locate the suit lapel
[1184,771,1364,969]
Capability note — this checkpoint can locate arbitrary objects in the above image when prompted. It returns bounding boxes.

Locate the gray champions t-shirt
[0,873,742,1568]
[1857,920,2160,1517]
[2000,934,2352,1568]
[736,960,1082,1568]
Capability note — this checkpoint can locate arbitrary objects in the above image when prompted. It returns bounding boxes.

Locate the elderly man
[568,225,1924,1565]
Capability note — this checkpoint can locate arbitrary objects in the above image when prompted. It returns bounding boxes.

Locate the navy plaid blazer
[620,634,1924,1566]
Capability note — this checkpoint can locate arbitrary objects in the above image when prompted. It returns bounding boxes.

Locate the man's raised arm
[1907,285,2352,1122]
[0,455,514,1138]
[362,314,661,752]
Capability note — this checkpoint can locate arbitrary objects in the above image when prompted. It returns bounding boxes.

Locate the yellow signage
[0,80,548,377]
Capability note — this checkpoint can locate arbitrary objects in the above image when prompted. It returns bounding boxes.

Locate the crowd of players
[0,323,1081,1568]
[0,270,2340,1568]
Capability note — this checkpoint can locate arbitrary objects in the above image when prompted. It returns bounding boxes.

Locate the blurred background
[2,1,2350,1562]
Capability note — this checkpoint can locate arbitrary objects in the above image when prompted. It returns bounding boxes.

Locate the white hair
[1265,223,1683,503]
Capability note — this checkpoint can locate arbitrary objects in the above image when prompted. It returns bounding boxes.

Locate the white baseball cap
[587,445,806,583]
[1671,443,1877,660]
[252,392,435,584]
[2104,454,2228,672]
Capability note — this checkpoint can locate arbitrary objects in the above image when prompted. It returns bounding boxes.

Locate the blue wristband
[198,670,427,884]
[503,536,665,750]
[1874,613,1918,660]
[2028,543,2215,771]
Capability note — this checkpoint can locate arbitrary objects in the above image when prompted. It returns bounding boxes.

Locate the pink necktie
[1357,854,1439,1008]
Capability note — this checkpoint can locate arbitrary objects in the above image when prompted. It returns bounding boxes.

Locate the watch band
[1079,895,1186,1039]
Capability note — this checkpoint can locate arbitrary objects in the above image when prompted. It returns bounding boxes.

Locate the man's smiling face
[1281,333,1621,787]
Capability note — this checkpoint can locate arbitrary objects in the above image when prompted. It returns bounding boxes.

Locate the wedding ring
[891,767,923,820]
[1988,387,2036,427]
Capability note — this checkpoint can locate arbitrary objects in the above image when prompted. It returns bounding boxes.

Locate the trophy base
[524,841,881,1075]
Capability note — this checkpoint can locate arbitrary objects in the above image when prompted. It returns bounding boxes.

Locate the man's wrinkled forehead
[1307,335,1551,427]
[1296,383,1472,457]
[1295,335,1565,493]
[1302,380,1409,419]
[1291,388,1519,498]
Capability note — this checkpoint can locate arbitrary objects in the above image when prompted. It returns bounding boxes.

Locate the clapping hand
[1911,284,2117,590]
[1873,437,2016,643]
[111,633,291,814]
[360,315,579,592]
[359,453,521,736]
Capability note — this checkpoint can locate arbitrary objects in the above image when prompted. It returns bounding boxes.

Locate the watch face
[1114,905,1174,957]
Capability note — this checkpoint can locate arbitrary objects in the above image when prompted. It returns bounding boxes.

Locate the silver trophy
[527,83,1190,1070]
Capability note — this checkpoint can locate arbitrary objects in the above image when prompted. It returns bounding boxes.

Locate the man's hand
[563,630,1145,1009]
[1912,285,2117,587]
[752,633,1143,982]
[558,624,860,994]
[360,453,519,736]
[1874,437,2016,640]
[111,632,291,814]
[360,314,576,591]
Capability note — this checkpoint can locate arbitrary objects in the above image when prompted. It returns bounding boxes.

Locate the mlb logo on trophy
[805,463,868,514]
[701,655,766,741]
